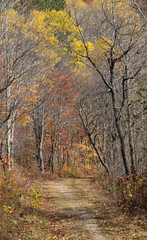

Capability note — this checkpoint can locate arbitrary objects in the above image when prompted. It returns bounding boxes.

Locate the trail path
[55,181,107,240]
[44,179,108,240]
[7,176,145,239]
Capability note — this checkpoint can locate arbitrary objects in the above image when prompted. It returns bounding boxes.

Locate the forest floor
[1,176,147,240]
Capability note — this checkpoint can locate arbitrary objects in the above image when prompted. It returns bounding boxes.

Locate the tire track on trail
[53,181,108,240]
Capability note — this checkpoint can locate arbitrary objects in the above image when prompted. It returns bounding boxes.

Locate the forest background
[0,0,146,238]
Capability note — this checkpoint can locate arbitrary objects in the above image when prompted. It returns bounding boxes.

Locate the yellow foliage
[0,9,24,35]
[1,103,6,116]
[23,10,59,62]
[98,36,115,53]
[87,164,92,170]
[0,8,92,68]
[66,0,141,67]
[91,35,122,63]
[92,0,141,32]
[71,40,94,56]
[4,205,13,214]
[23,9,95,66]
[16,115,31,126]
[67,0,88,10]
[23,10,79,61]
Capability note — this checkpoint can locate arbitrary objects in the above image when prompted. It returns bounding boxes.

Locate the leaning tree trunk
[79,111,110,174]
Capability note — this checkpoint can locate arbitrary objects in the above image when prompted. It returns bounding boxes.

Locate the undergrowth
[96,171,147,209]
[0,166,42,240]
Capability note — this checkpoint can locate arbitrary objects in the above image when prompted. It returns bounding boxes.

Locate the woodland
[0,0,146,239]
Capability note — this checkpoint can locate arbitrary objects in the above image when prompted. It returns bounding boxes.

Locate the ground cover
[0,170,146,240]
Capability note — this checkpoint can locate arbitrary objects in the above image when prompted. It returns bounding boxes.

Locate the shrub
[116,172,147,208]
[61,165,80,178]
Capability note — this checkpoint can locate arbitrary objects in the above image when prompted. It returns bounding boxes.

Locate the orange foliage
[83,0,92,3]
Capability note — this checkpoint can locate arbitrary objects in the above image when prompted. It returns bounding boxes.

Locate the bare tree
[0,4,42,169]
[68,0,146,175]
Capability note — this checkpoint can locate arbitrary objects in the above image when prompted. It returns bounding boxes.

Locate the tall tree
[66,0,146,175]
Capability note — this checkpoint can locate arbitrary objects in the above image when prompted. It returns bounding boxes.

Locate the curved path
[47,180,108,240]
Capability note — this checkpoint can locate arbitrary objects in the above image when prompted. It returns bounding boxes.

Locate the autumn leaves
[0,0,146,177]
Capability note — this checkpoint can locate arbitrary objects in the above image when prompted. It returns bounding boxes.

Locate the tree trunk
[33,102,45,172]
[84,138,88,168]
[40,138,44,173]
[51,142,55,173]
[6,86,12,170]
[0,142,7,174]
[79,111,109,174]
[111,88,131,175]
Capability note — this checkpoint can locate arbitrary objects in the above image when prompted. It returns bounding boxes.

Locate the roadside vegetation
[0,165,146,239]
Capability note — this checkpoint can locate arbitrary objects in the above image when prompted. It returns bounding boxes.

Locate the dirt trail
[48,180,108,240]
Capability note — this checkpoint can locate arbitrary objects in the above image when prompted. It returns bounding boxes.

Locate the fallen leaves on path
[3,176,146,240]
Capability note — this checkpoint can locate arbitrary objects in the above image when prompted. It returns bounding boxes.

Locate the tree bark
[111,88,131,175]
